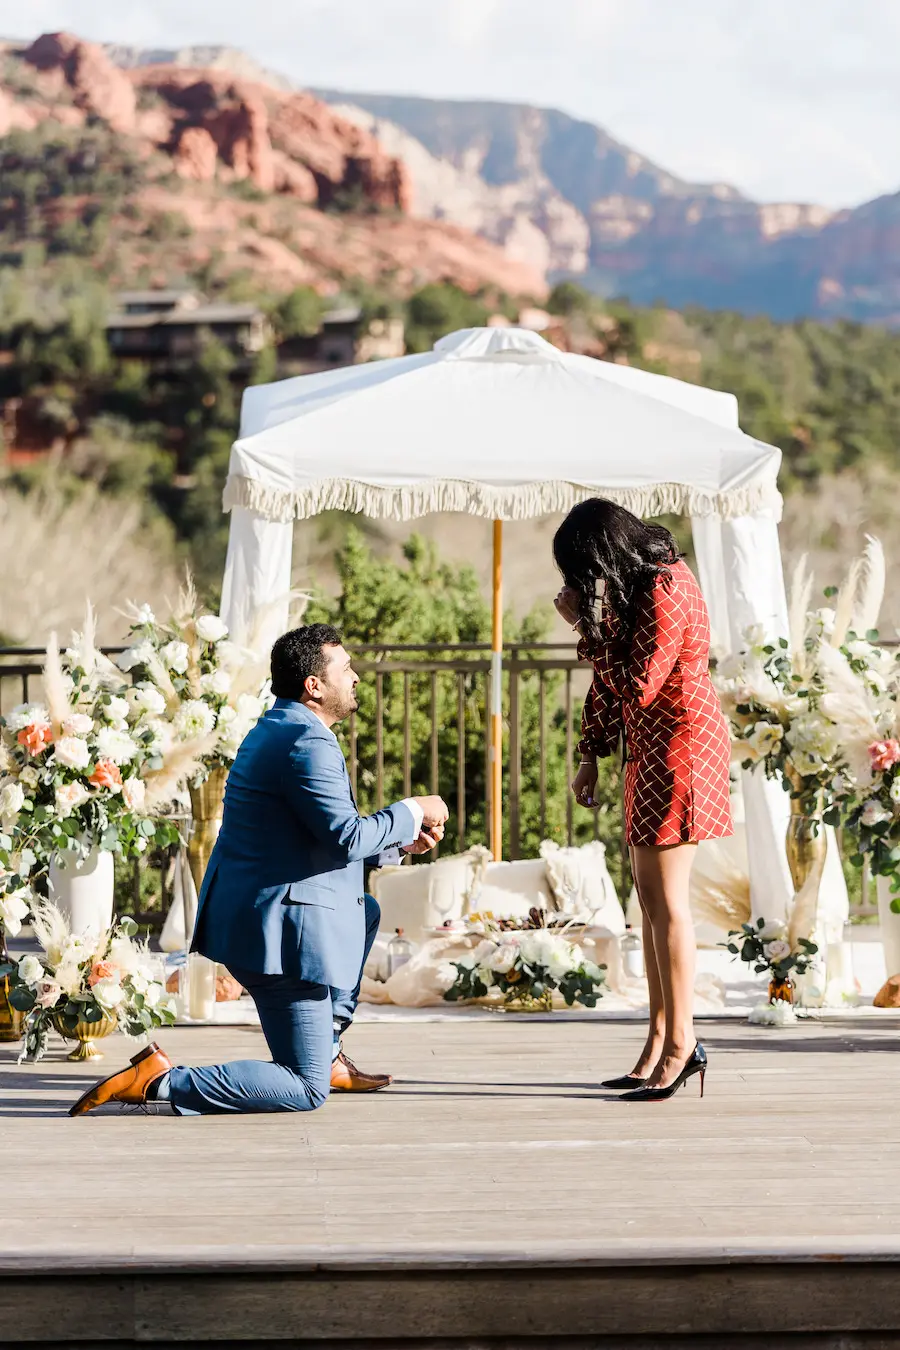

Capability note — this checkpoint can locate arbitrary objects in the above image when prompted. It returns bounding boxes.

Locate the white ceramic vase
[48,845,115,938]
[877,875,900,980]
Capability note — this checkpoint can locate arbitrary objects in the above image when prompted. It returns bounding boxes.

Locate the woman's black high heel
[600,1073,648,1090]
[622,1043,707,1101]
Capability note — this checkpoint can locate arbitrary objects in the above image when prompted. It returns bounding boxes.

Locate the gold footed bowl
[52,1012,119,1061]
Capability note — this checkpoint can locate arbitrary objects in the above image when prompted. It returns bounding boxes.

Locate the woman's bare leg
[629,846,666,1079]
[630,842,699,1089]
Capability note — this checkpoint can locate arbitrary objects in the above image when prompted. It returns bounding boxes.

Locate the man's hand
[403,823,445,855]
[413,795,449,829]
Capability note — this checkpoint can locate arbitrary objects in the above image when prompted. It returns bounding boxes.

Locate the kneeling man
[71,624,448,1116]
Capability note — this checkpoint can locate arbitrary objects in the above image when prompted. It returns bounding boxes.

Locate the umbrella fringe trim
[223,474,782,524]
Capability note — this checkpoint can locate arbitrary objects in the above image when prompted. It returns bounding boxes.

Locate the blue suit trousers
[165,895,380,1115]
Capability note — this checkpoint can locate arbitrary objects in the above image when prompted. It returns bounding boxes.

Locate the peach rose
[89,758,123,792]
[88,959,117,988]
[869,740,900,774]
[17,721,53,756]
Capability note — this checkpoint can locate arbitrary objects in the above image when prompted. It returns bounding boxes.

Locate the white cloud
[1,0,898,206]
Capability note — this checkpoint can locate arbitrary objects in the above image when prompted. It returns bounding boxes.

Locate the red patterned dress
[578,559,732,847]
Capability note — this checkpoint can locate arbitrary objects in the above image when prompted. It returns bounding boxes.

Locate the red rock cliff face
[16,34,410,211]
[23,32,136,133]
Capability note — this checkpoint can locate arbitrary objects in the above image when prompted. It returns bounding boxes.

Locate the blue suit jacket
[191,698,416,989]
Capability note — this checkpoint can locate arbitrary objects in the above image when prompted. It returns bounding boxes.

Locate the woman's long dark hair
[553,498,682,644]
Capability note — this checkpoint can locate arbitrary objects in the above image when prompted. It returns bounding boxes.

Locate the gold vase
[492,988,555,1013]
[51,1012,118,1061]
[768,974,795,1005]
[187,767,228,897]
[784,769,827,899]
[0,936,24,1044]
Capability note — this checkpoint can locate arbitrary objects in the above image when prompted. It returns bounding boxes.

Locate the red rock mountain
[0,33,544,298]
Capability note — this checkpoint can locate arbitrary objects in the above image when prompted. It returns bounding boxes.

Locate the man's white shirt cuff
[377,798,424,867]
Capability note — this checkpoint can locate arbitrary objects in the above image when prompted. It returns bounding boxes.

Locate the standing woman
[553,499,732,1101]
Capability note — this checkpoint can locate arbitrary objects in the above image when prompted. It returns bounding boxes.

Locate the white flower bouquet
[442,920,607,1011]
[118,580,270,785]
[714,541,890,821]
[0,901,177,1060]
[814,634,900,904]
[722,917,818,988]
[0,608,203,937]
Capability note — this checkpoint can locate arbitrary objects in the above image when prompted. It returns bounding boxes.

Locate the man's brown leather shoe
[330,1049,392,1092]
[69,1042,173,1117]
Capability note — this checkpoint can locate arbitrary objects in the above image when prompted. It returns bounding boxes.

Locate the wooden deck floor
[3,1015,900,1342]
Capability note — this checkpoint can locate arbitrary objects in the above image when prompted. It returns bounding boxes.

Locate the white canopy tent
[221,325,798,922]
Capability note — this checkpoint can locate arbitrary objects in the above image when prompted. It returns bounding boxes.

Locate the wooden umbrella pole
[490,519,504,861]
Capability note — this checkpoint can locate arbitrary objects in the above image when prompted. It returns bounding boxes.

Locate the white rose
[128,683,167,718]
[0,781,25,822]
[91,976,125,1011]
[0,889,30,937]
[34,977,61,1009]
[143,981,164,1009]
[235,693,265,722]
[434,962,459,992]
[862,800,891,828]
[55,781,90,818]
[743,623,767,651]
[156,993,178,1018]
[62,713,93,737]
[582,959,604,983]
[94,728,139,765]
[763,939,792,963]
[196,615,229,644]
[4,703,49,733]
[174,700,216,740]
[122,778,146,813]
[748,722,784,758]
[135,604,156,625]
[758,920,788,942]
[489,944,519,974]
[17,953,45,985]
[18,766,40,790]
[117,641,154,672]
[160,640,189,674]
[470,939,497,965]
[890,780,900,805]
[105,696,130,727]
[54,736,91,770]
[200,669,232,698]
[547,942,577,980]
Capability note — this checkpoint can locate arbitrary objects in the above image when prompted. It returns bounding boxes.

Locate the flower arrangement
[117,580,271,786]
[442,918,607,1011]
[0,902,177,1060]
[813,635,900,904]
[0,609,203,936]
[722,918,819,990]
[714,541,890,820]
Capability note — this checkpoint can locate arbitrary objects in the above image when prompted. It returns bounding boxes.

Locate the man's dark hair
[270,624,343,700]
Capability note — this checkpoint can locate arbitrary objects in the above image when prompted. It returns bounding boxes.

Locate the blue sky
[4,0,899,207]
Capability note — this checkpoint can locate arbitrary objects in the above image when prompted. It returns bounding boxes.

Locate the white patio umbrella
[223,326,784,864]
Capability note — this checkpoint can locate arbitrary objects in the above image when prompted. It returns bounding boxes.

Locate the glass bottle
[386,928,413,977]
[621,925,644,980]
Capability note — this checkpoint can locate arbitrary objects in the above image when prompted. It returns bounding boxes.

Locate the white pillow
[369,847,489,946]
[467,858,555,920]
[540,840,625,937]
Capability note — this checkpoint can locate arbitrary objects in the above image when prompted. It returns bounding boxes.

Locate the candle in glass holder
[188,953,216,1021]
